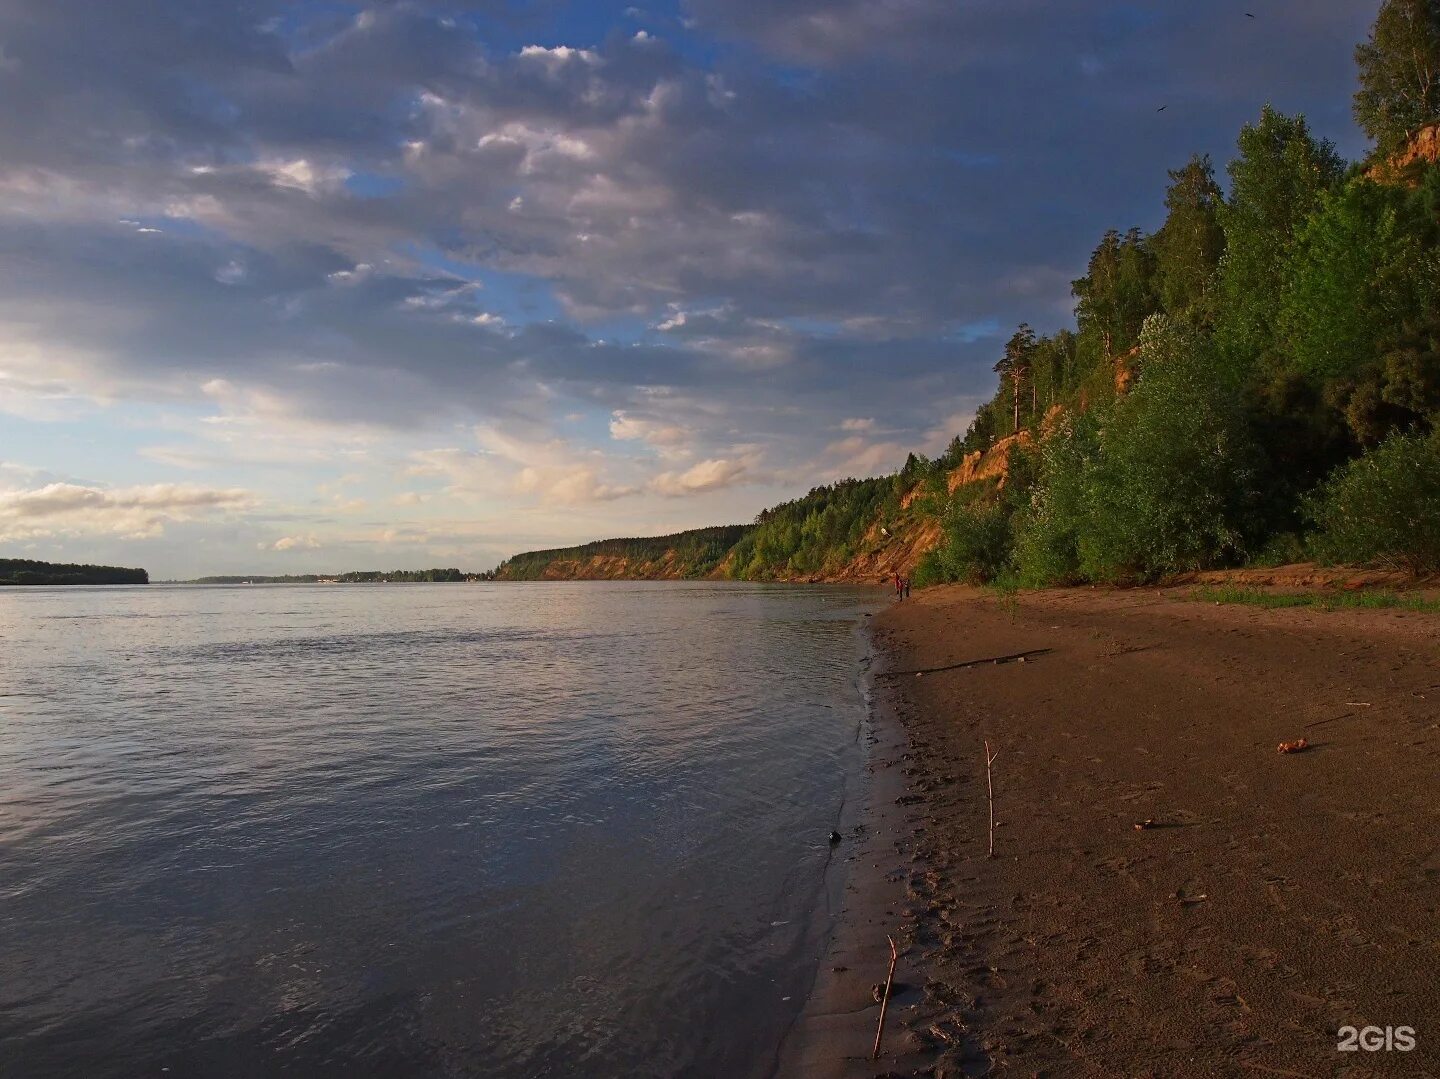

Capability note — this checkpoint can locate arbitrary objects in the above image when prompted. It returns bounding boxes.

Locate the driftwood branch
[870,935,899,1060]
[985,740,1000,859]
[876,648,1051,680]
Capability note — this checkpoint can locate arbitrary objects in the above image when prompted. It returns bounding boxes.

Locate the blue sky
[0,0,1377,577]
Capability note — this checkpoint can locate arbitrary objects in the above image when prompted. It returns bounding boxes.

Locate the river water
[0,581,877,1078]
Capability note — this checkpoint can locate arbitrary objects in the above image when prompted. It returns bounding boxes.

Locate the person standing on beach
[893,571,903,599]
[904,578,911,599]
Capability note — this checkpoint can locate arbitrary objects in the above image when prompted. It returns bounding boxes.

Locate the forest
[916,0,1440,587]
[0,559,149,586]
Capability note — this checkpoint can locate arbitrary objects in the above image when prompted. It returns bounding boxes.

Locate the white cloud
[215,260,247,285]
[517,44,599,68]
[327,263,373,285]
[648,456,753,497]
[271,533,321,551]
[256,158,351,195]
[817,436,908,479]
[840,417,875,432]
[516,464,636,503]
[0,482,253,541]
[609,410,688,449]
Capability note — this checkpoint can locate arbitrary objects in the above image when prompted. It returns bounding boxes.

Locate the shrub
[1075,317,1260,581]
[1010,413,1099,586]
[1308,428,1440,572]
[1009,317,1261,585]
[921,487,1015,585]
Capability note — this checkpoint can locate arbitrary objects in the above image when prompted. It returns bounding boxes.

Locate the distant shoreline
[0,558,148,586]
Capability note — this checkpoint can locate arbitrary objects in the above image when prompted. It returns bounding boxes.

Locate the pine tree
[1355,0,1440,155]
[994,324,1038,434]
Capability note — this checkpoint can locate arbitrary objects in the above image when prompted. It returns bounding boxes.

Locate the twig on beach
[985,740,1000,858]
[875,648,1052,679]
[870,935,899,1060]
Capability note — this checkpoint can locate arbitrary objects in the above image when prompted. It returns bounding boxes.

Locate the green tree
[1354,0,1440,156]
[1215,107,1345,376]
[1073,228,1158,361]
[1031,331,1078,413]
[961,399,1002,452]
[1280,176,1439,382]
[1010,413,1101,586]
[1152,155,1226,320]
[1077,317,1260,580]
[993,324,1037,433]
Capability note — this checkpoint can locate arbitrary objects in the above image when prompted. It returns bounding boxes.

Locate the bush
[1308,428,1440,572]
[1009,317,1261,585]
[1076,318,1260,581]
[1010,413,1099,586]
[920,487,1015,585]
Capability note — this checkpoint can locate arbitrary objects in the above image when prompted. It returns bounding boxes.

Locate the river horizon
[0,581,880,1078]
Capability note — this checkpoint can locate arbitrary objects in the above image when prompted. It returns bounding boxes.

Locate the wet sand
[779,585,1440,1077]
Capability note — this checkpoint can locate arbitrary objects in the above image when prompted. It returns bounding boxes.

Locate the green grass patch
[1189,585,1440,613]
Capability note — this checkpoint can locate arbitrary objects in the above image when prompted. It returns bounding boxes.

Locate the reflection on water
[0,581,876,1078]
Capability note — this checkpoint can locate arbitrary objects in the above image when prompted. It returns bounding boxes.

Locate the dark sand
[778,585,1439,1078]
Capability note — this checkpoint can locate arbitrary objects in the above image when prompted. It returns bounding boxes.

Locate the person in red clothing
[893,571,903,599]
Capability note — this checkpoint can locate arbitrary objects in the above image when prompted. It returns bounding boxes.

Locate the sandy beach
[780,584,1439,1078]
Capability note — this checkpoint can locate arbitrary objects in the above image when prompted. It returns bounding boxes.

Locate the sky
[0,0,1379,578]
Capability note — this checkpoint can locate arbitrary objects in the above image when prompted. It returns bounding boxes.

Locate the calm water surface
[0,581,878,1078]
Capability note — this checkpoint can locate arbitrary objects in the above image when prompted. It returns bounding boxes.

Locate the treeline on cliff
[494,526,752,580]
[725,472,915,579]
[0,558,149,586]
[919,0,1440,586]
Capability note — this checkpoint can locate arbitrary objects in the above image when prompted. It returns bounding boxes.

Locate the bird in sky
[1157,105,1168,112]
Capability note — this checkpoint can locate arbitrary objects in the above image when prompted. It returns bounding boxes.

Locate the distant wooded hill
[0,559,148,586]
[494,525,753,580]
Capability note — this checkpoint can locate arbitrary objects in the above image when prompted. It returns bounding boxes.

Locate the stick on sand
[985,740,1000,858]
[870,935,899,1060]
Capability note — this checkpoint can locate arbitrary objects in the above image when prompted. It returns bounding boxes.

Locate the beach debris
[1173,890,1209,905]
[926,1022,962,1045]
[876,648,1052,680]
[1134,819,1157,831]
[984,741,1000,859]
[870,935,900,1060]
[1276,738,1309,754]
[832,965,848,972]
[829,830,843,844]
